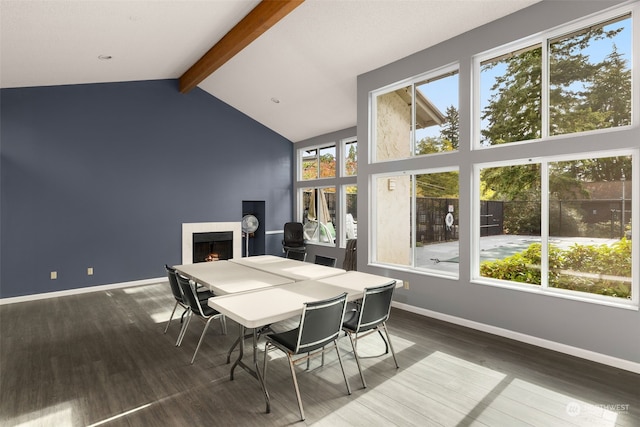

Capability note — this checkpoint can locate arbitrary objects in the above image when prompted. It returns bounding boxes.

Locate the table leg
[229,325,271,413]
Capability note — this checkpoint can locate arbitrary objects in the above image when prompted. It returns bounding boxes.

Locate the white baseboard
[0,277,165,305]
[392,301,640,375]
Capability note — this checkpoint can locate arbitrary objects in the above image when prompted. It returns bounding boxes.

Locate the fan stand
[244,232,250,257]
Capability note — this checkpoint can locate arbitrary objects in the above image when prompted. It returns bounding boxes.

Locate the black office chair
[175,273,227,364]
[314,255,337,267]
[342,281,399,388]
[282,222,306,257]
[286,250,307,261]
[263,293,351,421]
[164,265,213,344]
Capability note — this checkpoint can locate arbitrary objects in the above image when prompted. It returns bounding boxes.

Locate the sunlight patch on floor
[8,402,74,427]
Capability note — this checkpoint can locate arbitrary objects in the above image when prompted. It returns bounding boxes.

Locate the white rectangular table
[208,271,401,413]
[230,254,346,281]
[174,260,294,295]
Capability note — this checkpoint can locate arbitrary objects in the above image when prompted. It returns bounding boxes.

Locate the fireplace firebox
[192,231,233,263]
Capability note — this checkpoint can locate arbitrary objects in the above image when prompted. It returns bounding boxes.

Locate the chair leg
[164,301,179,333]
[287,354,305,421]
[191,317,214,364]
[219,315,227,335]
[347,331,366,388]
[334,342,352,395]
[381,323,399,369]
[176,311,192,346]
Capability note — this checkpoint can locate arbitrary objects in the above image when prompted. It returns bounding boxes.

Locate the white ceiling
[0,0,540,142]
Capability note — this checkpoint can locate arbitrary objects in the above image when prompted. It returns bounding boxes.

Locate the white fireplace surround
[182,222,242,264]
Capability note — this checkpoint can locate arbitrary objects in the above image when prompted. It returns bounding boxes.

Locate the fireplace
[182,222,242,264]
[192,231,233,263]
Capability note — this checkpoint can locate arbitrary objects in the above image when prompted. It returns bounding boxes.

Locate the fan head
[242,214,259,233]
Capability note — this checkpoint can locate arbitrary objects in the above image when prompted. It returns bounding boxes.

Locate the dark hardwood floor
[1,281,638,426]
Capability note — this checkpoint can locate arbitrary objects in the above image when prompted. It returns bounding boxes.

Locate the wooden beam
[179,0,304,93]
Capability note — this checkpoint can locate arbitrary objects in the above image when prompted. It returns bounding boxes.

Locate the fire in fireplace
[192,231,233,263]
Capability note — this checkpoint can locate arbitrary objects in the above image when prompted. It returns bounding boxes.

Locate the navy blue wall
[0,80,293,298]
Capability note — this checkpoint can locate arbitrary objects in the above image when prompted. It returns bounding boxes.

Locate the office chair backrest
[314,255,337,267]
[286,250,307,261]
[283,222,305,247]
[295,293,348,354]
[356,281,396,332]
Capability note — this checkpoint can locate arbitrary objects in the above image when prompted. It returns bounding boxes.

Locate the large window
[296,137,357,247]
[478,13,631,147]
[373,170,459,277]
[373,66,459,162]
[370,4,637,306]
[477,152,634,300]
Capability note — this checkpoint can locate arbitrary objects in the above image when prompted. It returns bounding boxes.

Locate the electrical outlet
[50,271,57,280]
[403,280,409,290]
[87,267,94,276]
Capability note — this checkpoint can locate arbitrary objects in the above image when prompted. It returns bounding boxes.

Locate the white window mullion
[541,37,549,139]
[540,160,549,289]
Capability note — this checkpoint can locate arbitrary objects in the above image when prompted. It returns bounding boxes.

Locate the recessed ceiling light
[270,97,280,104]
[98,55,113,60]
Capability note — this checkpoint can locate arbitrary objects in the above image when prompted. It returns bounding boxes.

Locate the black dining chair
[175,273,227,364]
[342,281,399,388]
[263,292,351,421]
[164,265,213,344]
[314,255,337,267]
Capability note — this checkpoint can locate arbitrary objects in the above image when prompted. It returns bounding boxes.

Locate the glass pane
[414,171,459,276]
[480,44,542,147]
[548,155,632,299]
[344,140,357,176]
[415,71,459,155]
[345,185,358,242]
[319,145,336,178]
[302,187,336,244]
[375,175,411,266]
[479,164,542,283]
[375,85,412,161]
[549,15,631,136]
[301,148,318,180]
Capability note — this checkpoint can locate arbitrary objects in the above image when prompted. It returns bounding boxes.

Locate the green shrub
[480,238,631,298]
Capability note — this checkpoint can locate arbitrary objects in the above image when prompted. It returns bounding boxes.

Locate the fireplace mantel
[182,222,242,264]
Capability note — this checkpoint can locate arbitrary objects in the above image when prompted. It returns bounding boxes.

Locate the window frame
[473,8,634,150]
[472,148,638,307]
[371,62,460,163]
[295,136,357,248]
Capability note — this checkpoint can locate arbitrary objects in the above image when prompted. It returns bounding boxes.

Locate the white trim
[182,222,242,264]
[0,277,164,305]
[392,301,640,375]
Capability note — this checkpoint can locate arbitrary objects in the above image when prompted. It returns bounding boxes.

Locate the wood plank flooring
[1,281,638,426]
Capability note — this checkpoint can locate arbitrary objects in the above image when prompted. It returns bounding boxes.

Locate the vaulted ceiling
[0,0,540,142]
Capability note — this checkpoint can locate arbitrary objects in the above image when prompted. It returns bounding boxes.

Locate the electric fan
[241,214,259,257]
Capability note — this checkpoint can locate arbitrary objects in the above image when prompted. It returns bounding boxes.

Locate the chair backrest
[286,250,307,261]
[314,255,337,267]
[165,264,184,303]
[343,239,357,271]
[294,293,348,354]
[175,273,206,317]
[355,281,396,333]
[283,222,305,247]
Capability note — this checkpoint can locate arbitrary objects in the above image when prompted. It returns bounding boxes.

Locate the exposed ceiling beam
[179,0,304,93]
